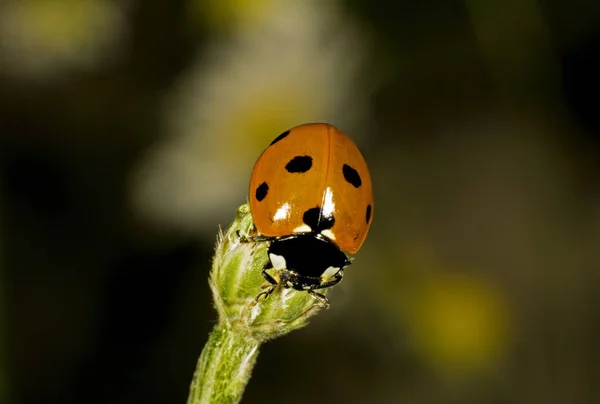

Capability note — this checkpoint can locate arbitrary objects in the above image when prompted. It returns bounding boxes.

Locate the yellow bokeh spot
[190,0,276,30]
[7,0,115,51]
[405,272,511,374]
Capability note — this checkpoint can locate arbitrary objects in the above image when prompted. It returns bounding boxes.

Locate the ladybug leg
[255,287,276,302]
[237,231,274,244]
[305,270,344,309]
[255,262,278,302]
[307,291,330,309]
[260,261,276,284]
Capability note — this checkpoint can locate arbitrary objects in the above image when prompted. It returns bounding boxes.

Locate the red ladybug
[245,123,374,307]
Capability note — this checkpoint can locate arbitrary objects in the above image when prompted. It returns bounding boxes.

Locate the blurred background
[1,0,599,403]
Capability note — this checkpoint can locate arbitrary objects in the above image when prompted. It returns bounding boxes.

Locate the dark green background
[1,1,599,403]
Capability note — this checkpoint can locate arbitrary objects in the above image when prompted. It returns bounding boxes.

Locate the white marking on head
[321,266,340,281]
[322,187,335,217]
[286,281,294,288]
[303,286,311,290]
[269,253,287,270]
[293,224,311,233]
[273,203,290,221]
[320,229,336,241]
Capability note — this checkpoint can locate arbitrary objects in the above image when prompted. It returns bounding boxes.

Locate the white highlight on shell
[293,224,312,233]
[273,202,291,221]
[321,265,340,281]
[322,187,335,217]
[320,229,336,240]
[269,253,287,270]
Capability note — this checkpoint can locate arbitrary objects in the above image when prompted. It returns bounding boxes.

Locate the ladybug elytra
[244,123,374,307]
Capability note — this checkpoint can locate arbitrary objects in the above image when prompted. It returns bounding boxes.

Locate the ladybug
[243,123,374,308]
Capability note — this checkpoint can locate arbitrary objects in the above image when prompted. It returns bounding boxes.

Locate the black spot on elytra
[366,204,372,224]
[285,156,313,173]
[343,164,362,188]
[255,182,269,201]
[269,130,290,146]
[303,207,335,232]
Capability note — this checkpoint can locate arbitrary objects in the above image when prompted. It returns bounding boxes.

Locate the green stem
[186,204,327,402]
[187,325,261,404]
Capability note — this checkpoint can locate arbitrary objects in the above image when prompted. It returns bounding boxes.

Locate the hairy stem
[187,325,260,404]
[186,204,327,403]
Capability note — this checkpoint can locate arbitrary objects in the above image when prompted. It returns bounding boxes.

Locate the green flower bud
[187,204,328,404]
[210,203,327,341]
